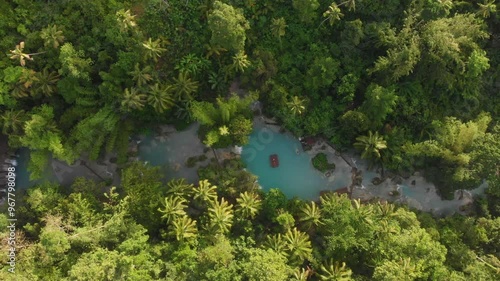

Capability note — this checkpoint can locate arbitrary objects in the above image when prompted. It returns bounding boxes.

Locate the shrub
[312,153,335,173]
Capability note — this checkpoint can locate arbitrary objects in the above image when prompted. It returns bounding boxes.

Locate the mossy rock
[312,153,336,173]
[371,177,384,185]
[186,156,198,168]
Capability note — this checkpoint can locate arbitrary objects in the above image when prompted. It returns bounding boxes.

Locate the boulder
[371,177,384,185]
[391,176,403,184]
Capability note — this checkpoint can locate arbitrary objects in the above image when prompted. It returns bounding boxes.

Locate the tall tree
[192,179,218,205]
[158,195,188,224]
[477,0,497,18]
[318,260,353,281]
[208,197,234,234]
[271,17,287,39]
[172,72,199,101]
[284,227,313,264]
[116,9,137,32]
[166,178,194,198]
[236,191,262,219]
[142,38,166,62]
[292,0,320,23]
[321,3,344,27]
[208,1,250,52]
[169,215,198,242]
[1,109,26,135]
[9,41,44,66]
[59,43,92,80]
[299,201,322,230]
[147,83,175,113]
[128,63,152,87]
[33,69,60,97]
[359,84,397,129]
[287,96,307,115]
[40,25,65,48]
[230,50,251,74]
[354,131,387,170]
[240,248,291,281]
[121,87,147,112]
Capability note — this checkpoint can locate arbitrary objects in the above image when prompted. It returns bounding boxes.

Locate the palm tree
[321,3,344,27]
[208,71,225,92]
[40,25,65,49]
[148,83,175,113]
[352,199,373,225]
[34,69,60,97]
[1,110,26,135]
[172,72,199,101]
[287,96,307,115]
[11,83,29,98]
[192,179,218,204]
[208,197,234,234]
[169,215,198,242]
[318,260,352,281]
[175,54,210,76]
[204,43,226,59]
[116,9,137,31]
[218,125,229,136]
[230,51,251,73]
[284,227,312,263]
[477,0,496,18]
[353,131,387,171]
[270,17,287,39]
[339,0,356,11]
[236,191,262,219]
[299,201,323,230]
[174,100,193,122]
[158,195,188,223]
[129,63,152,87]
[375,219,398,239]
[121,88,147,111]
[142,38,166,62]
[9,42,44,66]
[374,202,396,219]
[264,234,288,254]
[166,178,193,198]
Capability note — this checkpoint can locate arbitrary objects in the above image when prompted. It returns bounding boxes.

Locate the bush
[312,153,335,173]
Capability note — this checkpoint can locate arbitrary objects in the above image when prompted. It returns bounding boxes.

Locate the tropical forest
[0,0,499,280]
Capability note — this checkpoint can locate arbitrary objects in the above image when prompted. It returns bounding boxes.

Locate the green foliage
[1,0,500,279]
[312,153,336,173]
[354,131,388,168]
[208,1,249,52]
[292,0,320,24]
[59,43,93,80]
[191,94,255,147]
[360,84,398,130]
[40,24,65,49]
[240,248,291,281]
[121,162,164,232]
[405,113,495,196]
[68,106,120,161]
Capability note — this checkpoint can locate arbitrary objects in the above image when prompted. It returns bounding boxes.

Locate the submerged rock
[371,177,384,185]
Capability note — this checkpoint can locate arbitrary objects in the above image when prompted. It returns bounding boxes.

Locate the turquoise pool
[138,123,206,183]
[241,124,339,200]
[15,148,38,190]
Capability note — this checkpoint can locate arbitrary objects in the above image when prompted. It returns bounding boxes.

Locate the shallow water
[241,124,340,200]
[14,148,32,189]
[138,123,205,183]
